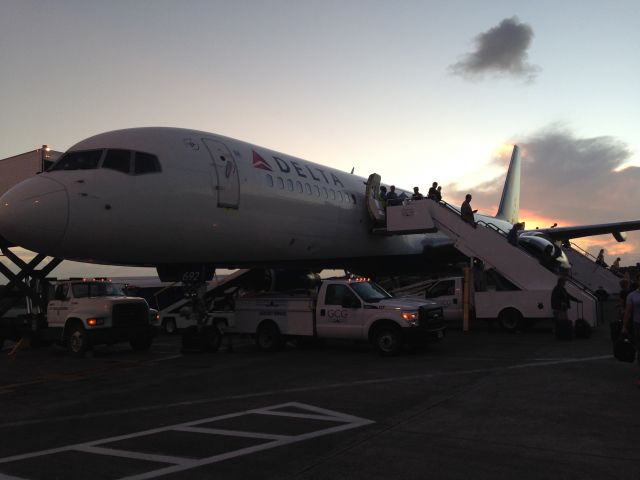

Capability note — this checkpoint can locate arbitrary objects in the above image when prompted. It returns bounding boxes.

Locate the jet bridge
[374,199,598,326]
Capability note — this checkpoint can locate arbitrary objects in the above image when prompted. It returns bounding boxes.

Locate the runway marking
[0,402,374,480]
[0,354,612,430]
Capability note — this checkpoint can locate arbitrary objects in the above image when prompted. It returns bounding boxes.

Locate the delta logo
[252,151,272,171]
[251,150,345,188]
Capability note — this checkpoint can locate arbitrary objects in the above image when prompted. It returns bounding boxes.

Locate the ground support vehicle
[1,279,158,357]
[414,276,594,332]
[207,278,445,355]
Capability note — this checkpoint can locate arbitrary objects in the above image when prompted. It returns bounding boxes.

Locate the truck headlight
[401,311,418,325]
[87,317,105,327]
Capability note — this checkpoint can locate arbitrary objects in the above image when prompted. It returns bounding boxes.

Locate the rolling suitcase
[574,303,592,339]
[613,334,636,363]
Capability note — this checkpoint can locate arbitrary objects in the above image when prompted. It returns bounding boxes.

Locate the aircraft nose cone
[0,176,69,253]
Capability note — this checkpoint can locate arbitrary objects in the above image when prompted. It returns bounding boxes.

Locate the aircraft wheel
[498,308,523,332]
[256,321,282,352]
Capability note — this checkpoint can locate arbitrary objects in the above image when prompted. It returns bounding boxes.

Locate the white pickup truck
[208,278,445,355]
[1,279,159,357]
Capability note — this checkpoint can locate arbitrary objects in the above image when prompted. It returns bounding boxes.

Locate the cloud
[450,17,540,81]
[450,126,640,264]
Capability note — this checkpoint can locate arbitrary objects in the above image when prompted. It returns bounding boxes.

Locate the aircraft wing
[530,220,640,242]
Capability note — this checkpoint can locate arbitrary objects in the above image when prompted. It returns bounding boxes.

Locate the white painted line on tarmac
[0,403,374,480]
[174,426,289,441]
[0,354,614,430]
[75,445,192,466]
[152,354,183,362]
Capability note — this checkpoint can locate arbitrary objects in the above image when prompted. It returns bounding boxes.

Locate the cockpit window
[49,150,102,171]
[134,152,162,175]
[102,149,132,174]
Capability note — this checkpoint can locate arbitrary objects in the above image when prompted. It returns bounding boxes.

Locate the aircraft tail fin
[495,145,521,224]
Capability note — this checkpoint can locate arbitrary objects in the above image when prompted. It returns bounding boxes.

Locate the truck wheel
[374,326,401,356]
[163,318,177,335]
[256,322,283,352]
[498,308,523,332]
[66,323,89,358]
[202,325,221,352]
[130,335,153,352]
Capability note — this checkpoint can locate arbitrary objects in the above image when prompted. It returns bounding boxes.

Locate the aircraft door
[202,138,240,209]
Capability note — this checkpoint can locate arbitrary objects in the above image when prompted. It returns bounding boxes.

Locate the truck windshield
[349,281,392,302]
[71,282,125,298]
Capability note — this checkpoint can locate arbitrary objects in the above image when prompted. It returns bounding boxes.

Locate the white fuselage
[2,127,493,269]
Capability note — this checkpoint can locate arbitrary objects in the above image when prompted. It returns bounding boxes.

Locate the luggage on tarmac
[613,335,636,363]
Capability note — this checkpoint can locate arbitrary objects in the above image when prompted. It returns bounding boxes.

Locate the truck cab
[45,279,158,357]
[423,277,465,323]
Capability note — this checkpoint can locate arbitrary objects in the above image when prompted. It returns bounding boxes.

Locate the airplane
[1,127,639,283]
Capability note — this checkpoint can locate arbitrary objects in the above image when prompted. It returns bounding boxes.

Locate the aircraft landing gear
[179,271,222,353]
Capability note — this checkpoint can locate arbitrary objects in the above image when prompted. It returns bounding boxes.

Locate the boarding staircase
[562,243,622,295]
[379,199,598,325]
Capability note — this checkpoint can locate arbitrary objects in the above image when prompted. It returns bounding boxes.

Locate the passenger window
[102,149,132,174]
[296,181,303,193]
[134,152,162,175]
[50,150,102,171]
[266,174,274,187]
[287,179,294,191]
[305,183,312,195]
[277,177,284,189]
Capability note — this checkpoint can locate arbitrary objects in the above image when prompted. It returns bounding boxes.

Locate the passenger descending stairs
[563,244,622,295]
[425,201,597,321]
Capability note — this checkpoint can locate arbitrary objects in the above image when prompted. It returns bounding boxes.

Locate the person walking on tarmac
[622,276,640,387]
[551,277,574,340]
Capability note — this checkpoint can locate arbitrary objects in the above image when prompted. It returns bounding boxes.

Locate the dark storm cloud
[452,126,638,226]
[450,17,540,81]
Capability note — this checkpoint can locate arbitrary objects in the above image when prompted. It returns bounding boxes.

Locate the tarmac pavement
[0,324,637,480]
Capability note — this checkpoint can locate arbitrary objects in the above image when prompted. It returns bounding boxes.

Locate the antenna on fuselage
[350,167,354,174]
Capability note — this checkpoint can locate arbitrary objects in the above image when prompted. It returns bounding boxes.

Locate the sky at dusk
[1,0,639,278]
